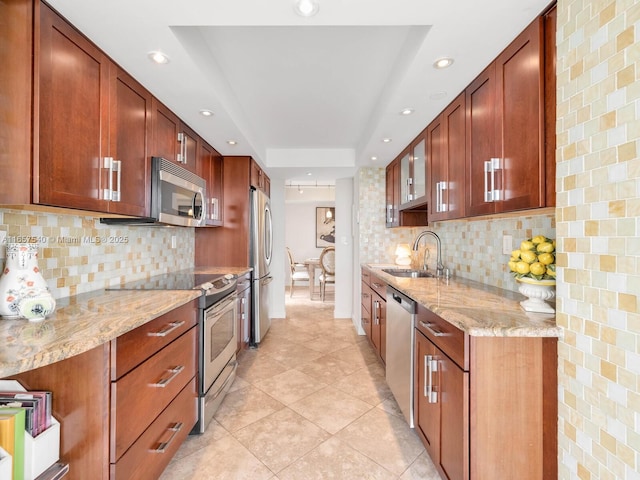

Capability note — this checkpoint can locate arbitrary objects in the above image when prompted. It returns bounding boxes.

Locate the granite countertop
[0,267,253,378]
[364,265,561,338]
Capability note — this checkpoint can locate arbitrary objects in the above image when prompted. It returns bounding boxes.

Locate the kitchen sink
[382,268,434,278]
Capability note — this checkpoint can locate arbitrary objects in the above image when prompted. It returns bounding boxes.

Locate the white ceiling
[46,0,553,183]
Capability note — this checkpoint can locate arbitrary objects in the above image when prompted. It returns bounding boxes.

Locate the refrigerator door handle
[261,275,274,285]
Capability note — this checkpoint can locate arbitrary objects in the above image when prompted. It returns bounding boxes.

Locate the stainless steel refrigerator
[250,188,273,344]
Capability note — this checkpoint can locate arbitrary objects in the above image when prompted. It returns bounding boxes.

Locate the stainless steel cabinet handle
[152,422,183,453]
[419,321,446,337]
[112,160,121,202]
[484,158,502,202]
[103,157,113,200]
[423,354,429,397]
[437,181,447,213]
[177,132,187,164]
[484,160,492,202]
[373,300,379,325]
[372,282,383,289]
[428,357,438,403]
[151,365,185,388]
[147,321,185,337]
[211,198,219,220]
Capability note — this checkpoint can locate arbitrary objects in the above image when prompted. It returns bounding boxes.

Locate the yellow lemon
[537,242,554,253]
[515,261,530,275]
[520,250,537,264]
[530,262,546,276]
[508,261,518,272]
[520,240,535,251]
[538,252,554,265]
[531,235,546,244]
[511,249,521,260]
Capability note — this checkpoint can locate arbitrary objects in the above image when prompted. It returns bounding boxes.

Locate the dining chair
[286,247,310,297]
[319,246,335,301]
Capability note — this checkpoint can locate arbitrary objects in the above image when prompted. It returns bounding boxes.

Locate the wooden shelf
[36,462,69,480]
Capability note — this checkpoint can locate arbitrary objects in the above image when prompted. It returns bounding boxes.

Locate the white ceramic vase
[516,277,556,314]
[0,243,56,321]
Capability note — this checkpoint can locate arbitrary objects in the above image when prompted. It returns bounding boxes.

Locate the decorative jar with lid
[0,243,56,321]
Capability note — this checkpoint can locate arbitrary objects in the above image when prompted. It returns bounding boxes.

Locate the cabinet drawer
[111,377,197,480]
[111,300,197,380]
[361,282,372,313]
[111,327,197,461]
[369,274,387,300]
[361,268,371,286]
[416,304,468,370]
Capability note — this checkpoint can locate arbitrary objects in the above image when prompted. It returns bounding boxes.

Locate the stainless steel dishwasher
[386,286,417,427]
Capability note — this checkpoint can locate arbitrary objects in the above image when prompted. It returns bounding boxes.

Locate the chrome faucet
[412,231,445,277]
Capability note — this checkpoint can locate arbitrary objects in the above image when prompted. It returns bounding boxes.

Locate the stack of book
[0,382,56,480]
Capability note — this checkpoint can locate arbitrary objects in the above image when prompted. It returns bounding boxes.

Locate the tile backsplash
[0,208,194,299]
[357,167,555,292]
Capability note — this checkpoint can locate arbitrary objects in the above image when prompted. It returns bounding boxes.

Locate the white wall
[268,180,286,319]
[334,178,353,319]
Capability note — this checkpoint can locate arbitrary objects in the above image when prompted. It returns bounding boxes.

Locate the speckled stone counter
[0,267,252,378]
[364,265,561,338]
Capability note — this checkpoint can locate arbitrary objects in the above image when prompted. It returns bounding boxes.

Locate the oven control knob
[200,282,213,290]
[224,274,235,280]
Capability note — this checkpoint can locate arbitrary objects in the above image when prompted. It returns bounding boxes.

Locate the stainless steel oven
[195,291,238,433]
[106,269,239,434]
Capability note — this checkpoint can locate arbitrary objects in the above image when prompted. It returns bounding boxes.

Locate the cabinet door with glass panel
[398,134,427,208]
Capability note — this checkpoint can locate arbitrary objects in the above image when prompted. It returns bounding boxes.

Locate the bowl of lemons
[509,235,556,313]
[508,235,556,283]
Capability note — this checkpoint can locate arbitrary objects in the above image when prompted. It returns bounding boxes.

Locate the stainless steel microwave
[150,157,206,227]
[101,157,206,227]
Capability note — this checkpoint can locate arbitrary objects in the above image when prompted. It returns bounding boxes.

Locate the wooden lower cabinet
[361,269,386,364]
[414,304,557,480]
[415,329,468,480]
[8,300,198,480]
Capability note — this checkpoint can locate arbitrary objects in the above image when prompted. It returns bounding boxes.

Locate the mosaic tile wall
[357,168,555,292]
[556,1,640,478]
[0,208,195,299]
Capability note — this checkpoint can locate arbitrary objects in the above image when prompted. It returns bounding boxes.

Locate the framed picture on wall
[316,207,336,248]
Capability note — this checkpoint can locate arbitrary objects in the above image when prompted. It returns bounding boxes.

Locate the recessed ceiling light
[148,51,170,64]
[199,109,214,117]
[307,172,313,176]
[294,0,319,17]
[400,108,414,116]
[382,138,392,143]
[371,156,378,161]
[433,57,454,69]
[227,140,237,146]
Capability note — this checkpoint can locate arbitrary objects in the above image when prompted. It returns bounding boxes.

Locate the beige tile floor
[160,288,441,479]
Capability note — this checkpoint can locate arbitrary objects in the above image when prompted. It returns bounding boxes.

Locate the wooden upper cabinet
[151,99,200,175]
[198,141,223,226]
[411,136,427,204]
[398,136,427,208]
[544,5,557,208]
[250,159,270,196]
[36,3,110,211]
[428,92,466,222]
[466,17,545,216]
[108,67,152,217]
[0,0,33,205]
[385,159,399,227]
[151,99,181,164]
[35,3,152,216]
